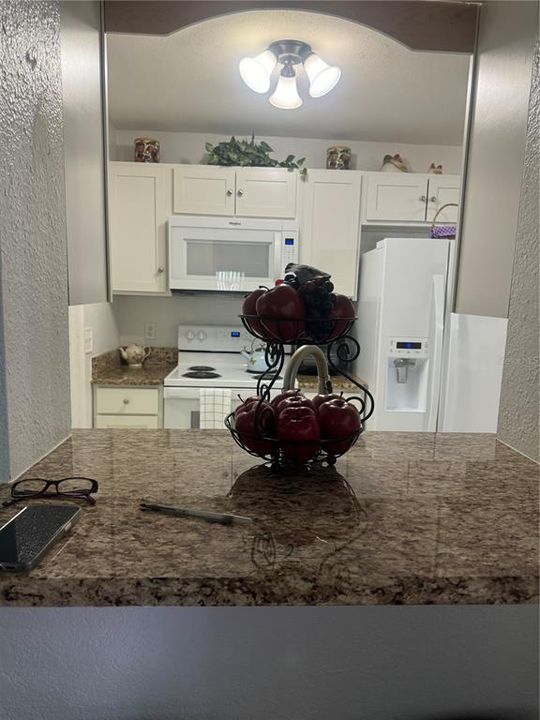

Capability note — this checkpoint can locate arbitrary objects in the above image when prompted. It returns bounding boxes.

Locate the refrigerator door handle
[427,274,445,429]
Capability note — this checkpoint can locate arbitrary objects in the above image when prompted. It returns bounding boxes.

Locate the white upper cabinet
[363,172,461,224]
[364,173,429,222]
[173,165,297,218]
[235,168,297,218]
[109,162,171,294]
[173,165,235,216]
[426,175,461,222]
[300,170,362,299]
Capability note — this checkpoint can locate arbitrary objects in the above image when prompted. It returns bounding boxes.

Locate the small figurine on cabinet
[381,153,409,172]
[428,163,443,174]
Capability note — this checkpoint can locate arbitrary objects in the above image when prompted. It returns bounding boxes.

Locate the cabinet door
[109,163,171,293]
[426,175,461,223]
[364,173,428,222]
[301,170,362,299]
[235,168,297,218]
[173,165,235,215]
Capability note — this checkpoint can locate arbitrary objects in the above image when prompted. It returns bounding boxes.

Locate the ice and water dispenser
[385,338,429,413]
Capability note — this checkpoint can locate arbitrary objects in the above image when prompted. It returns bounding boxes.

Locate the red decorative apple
[270,389,300,410]
[275,395,315,416]
[328,294,355,340]
[235,399,275,456]
[242,287,267,338]
[312,393,342,411]
[277,406,320,464]
[318,397,361,456]
[256,284,305,342]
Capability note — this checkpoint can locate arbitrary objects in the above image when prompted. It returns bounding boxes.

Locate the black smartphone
[0,504,80,573]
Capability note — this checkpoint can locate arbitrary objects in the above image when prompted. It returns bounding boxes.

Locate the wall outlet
[83,327,94,355]
[144,321,157,341]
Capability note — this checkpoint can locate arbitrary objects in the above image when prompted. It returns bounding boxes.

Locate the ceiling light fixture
[239,40,341,110]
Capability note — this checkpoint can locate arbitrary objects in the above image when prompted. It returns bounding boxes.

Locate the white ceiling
[107,9,470,145]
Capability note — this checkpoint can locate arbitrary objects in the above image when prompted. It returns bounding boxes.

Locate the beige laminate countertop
[0,430,537,607]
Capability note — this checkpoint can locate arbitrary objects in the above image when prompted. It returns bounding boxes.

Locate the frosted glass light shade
[239,50,276,93]
[304,53,341,97]
[269,74,303,110]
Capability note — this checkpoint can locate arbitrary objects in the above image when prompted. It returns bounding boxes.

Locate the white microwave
[168,215,299,292]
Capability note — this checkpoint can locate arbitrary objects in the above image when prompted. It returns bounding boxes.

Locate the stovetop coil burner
[188,365,216,372]
[182,370,221,379]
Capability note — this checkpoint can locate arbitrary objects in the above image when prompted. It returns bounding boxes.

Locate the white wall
[69,303,119,428]
[455,1,538,318]
[0,0,71,481]
[60,1,108,306]
[112,128,464,174]
[0,606,537,720]
[113,294,241,346]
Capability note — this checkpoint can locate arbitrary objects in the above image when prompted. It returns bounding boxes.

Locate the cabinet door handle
[157,267,164,274]
[419,195,427,202]
[237,189,244,197]
[226,189,233,196]
[429,196,438,203]
[123,398,130,405]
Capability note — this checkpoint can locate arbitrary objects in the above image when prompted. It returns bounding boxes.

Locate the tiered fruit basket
[224,265,375,470]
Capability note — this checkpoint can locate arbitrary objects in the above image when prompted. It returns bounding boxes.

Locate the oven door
[169,220,280,292]
[163,387,245,429]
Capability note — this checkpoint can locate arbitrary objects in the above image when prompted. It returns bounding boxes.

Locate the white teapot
[119,344,151,368]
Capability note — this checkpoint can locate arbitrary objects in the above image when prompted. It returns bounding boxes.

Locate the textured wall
[0,0,71,479]
[455,2,537,318]
[0,257,9,482]
[498,44,540,461]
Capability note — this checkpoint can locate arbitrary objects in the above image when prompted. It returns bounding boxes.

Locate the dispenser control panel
[389,338,429,358]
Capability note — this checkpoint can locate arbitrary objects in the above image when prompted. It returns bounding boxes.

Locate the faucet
[283,345,332,394]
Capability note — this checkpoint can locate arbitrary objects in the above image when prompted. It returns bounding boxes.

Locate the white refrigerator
[355,238,454,431]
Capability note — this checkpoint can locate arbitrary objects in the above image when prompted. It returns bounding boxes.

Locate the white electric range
[163,325,285,429]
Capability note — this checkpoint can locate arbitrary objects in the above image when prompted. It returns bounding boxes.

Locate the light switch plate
[83,327,94,355]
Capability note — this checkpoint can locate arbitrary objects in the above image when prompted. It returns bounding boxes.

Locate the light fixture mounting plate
[269,40,312,66]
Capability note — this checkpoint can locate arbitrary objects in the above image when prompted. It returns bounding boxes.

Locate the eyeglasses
[2,477,99,508]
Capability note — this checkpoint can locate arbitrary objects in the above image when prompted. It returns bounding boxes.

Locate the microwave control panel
[281,231,299,271]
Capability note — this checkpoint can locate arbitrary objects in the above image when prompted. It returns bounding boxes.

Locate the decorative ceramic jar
[326,145,351,170]
[134,137,160,163]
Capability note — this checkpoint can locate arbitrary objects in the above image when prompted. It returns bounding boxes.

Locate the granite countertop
[92,347,177,386]
[0,430,537,607]
[91,348,365,392]
[297,373,366,393]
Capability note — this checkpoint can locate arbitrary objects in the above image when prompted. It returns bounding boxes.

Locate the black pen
[140,501,253,526]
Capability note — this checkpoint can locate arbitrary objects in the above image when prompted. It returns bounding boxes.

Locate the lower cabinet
[94,386,162,428]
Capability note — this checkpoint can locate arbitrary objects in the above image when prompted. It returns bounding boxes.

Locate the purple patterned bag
[431,224,456,239]
[430,202,458,239]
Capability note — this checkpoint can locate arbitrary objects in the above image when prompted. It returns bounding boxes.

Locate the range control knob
[186,330,195,341]
[197,330,207,341]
